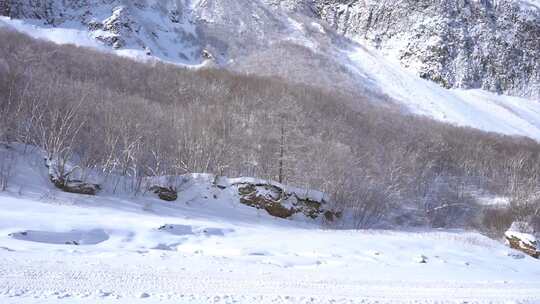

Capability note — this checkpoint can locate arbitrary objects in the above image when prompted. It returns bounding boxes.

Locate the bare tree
[2,28,540,230]
[0,147,16,191]
[30,97,87,186]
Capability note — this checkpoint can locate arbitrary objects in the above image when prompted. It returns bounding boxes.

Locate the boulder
[238,183,294,218]
[504,221,539,259]
[95,34,125,49]
[415,255,428,264]
[234,180,340,220]
[50,176,100,196]
[201,49,214,60]
[149,186,178,202]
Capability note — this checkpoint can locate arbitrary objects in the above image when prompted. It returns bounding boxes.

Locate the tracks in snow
[1,252,540,303]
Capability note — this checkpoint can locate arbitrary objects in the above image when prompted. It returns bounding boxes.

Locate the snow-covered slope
[310,0,540,99]
[1,147,540,303]
[1,0,540,142]
[346,44,540,139]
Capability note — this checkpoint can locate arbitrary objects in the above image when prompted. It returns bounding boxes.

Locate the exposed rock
[504,221,539,259]
[237,183,294,218]
[310,0,540,99]
[201,49,214,60]
[149,185,178,202]
[2,0,202,63]
[234,180,339,220]
[87,20,103,31]
[50,176,101,196]
[95,34,124,49]
[44,156,100,195]
[138,292,150,299]
[415,254,428,264]
[102,6,132,36]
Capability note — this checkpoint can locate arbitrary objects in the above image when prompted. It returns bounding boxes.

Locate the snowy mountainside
[309,0,540,99]
[1,0,540,142]
[346,44,540,139]
[2,0,201,64]
[2,145,540,303]
[0,0,374,94]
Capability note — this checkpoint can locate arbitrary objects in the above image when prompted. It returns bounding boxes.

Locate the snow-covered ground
[1,148,540,304]
[346,44,540,141]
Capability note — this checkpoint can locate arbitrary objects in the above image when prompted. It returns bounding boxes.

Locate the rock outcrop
[504,221,539,258]
[237,183,296,218]
[309,0,540,99]
[149,185,178,202]
[50,176,101,196]
[45,157,100,195]
[232,178,340,220]
[2,0,202,63]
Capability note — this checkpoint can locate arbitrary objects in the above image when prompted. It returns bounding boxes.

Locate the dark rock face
[505,234,540,258]
[505,221,540,259]
[149,186,178,201]
[310,0,540,99]
[236,182,339,220]
[238,183,296,218]
[50,176,101,196]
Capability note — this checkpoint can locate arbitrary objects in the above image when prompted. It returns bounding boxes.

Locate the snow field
[0,150,540,303]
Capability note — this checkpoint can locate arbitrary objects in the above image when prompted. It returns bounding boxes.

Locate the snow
[3,8,540,142]
[0,12,202,66]
[0,17,106,49]
[476,195,511,207]
[519,0,540,9]
[1,148,540,303]
[0,16,152,63]
[346,44,540,141]
[505,221,538,248]
[1,3,540,302]
[505,230,538,248]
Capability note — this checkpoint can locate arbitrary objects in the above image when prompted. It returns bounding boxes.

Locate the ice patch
[8,229,109,245]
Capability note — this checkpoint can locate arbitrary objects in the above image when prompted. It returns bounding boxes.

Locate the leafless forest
[1,29,539,233]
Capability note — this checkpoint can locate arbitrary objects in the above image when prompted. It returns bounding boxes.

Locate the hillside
[1,0,540,140]
[3,28,540,229]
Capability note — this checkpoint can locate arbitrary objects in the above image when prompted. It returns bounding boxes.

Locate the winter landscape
[1,0,540,303]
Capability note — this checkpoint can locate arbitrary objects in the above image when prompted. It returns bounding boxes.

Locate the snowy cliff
[309,0,540,99]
